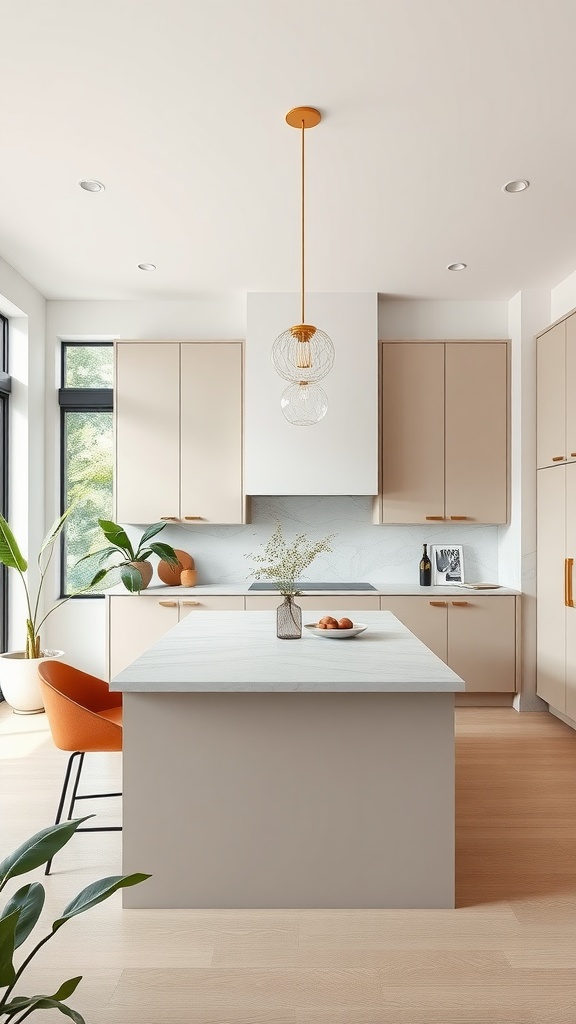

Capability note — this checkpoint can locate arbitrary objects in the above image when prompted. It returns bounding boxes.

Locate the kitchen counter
[107,582,519,596]
[115,610,462,911]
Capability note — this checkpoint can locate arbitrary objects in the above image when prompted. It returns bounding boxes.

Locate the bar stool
[38,660,122,874]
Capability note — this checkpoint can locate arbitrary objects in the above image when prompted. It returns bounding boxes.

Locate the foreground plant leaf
[0,817,93,887]
[1,881,45,948]
[53,873,150,931]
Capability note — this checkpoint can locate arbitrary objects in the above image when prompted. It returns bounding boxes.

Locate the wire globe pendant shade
[273,107,335,423]
[280,381,328,426]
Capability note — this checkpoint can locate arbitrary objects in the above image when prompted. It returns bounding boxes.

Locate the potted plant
[0,510,100,715]
[0,817,148,1022]
[247,523,334,639]
[81,519,180,593]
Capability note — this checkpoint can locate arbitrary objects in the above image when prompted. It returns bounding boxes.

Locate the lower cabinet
[380,595,517,692]
[108,595,244,679]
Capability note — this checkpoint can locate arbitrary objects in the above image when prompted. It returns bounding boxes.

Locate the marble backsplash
[128,496,500,588]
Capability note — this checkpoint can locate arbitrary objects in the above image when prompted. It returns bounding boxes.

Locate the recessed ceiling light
[502,179,530,193]
[447,263,467,272]
[79,179,105,192]
[137,263,156,272]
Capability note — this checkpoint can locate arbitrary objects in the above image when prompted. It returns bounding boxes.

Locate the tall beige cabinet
[536,312,576,720]
[115,341,245,524]
[379,341,508,524]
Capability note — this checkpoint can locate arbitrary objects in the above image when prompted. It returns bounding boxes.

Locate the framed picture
[430,545,464,585]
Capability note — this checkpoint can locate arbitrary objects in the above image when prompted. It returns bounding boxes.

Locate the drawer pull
[425,516,445,521]
[159,600,177,607]
[552,456,566,462]
[571,453,576,458]
[160,516,180,521]
[451,600,469,606]
[182,600,201,607]
[184,516,204,521]
[429,601,447,607]
[449,515,468,521]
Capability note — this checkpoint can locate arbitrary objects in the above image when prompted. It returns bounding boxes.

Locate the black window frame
[59,341,113,599]
[0,314,10,651]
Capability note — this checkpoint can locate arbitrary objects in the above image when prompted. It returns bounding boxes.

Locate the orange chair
[38,661,123,874]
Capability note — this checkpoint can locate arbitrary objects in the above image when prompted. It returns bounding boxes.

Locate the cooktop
[247,582,377,591]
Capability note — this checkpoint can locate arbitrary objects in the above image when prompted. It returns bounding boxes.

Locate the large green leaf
[50,977,83,1001]
[0,994,86,1023]
[74,546,118,566]
[0,515,27,572]
[0,817,93,886]
[52,873,150,932]
[97,520,134,559]
[39,508,72,561]
[120,565,144,593]
[0,910,18,986]
[1,882,45,949]
[138,522,167,546]
[149,542,179,565]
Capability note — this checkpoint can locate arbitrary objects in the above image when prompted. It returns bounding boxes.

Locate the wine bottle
[419,543,432,586]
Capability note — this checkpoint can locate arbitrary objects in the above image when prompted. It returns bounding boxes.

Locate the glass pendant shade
[272,323,335,384]
[280,382,328,426]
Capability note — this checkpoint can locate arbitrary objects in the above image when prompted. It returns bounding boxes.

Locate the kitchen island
[111,610,464,909]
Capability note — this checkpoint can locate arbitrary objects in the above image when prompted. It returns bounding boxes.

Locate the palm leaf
[39,508,72,560]
[149,542,179,565]
[97,520,134,559]
[1,881,45,948]
[138,522,167,546]
[0,817,93,886]
[0,994,86,1023]
[0,909,18,986]
[52,873,150,932]
[0,514,27,572]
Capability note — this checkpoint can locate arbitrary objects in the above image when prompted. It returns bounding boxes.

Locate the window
[0,315,10,650]
[59,343,113,595]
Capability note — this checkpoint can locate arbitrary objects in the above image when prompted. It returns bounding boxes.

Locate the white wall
[0,259,46,653]
[551,270,576,323]
[500,290,550,711]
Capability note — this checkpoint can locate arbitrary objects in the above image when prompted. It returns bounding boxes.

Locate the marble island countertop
[110,610,465,693]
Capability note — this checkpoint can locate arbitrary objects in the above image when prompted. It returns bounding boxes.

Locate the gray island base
[111,611,464,910]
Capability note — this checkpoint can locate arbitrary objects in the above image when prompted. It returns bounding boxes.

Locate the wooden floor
[1,704,575,1024]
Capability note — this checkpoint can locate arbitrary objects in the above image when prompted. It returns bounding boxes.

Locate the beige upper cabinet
[537,320,567,469]
[445,344,507,524]
[115,340,245,524]
[380,341,508,524]
[381,343,445,524]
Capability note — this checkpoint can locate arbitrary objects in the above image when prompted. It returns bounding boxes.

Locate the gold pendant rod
[300,117,305,326]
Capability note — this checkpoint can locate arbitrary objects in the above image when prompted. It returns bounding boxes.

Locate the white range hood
[245,292,378,495]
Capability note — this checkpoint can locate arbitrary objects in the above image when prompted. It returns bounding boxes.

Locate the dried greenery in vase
[247,523,335,596]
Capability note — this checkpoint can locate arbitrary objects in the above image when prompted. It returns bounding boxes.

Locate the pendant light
[272,106,334,425]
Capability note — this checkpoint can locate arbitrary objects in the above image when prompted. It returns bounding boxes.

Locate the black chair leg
[45,751,83,876]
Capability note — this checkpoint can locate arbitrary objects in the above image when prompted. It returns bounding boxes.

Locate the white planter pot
[0,650,64,715]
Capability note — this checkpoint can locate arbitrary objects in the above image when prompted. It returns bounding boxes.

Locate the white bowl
[304,623,368,640]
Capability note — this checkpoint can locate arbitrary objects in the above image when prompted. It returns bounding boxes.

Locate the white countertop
[106,583,519,597]
[110,610,465,693]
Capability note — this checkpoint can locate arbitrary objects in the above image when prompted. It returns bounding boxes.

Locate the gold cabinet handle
[425,516,445,521]
[183,516,204,521]
[571,453,576,458]
[160,516,180,521]
[449,516,468,521]
[429,601,447,607]
[451,600,469,606]
[159,600,177,607]
[566,558,574,608]
[182,600,201,607]
[552,456,566,462]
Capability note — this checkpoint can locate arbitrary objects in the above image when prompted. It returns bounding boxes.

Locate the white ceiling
[1,0,576,302]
